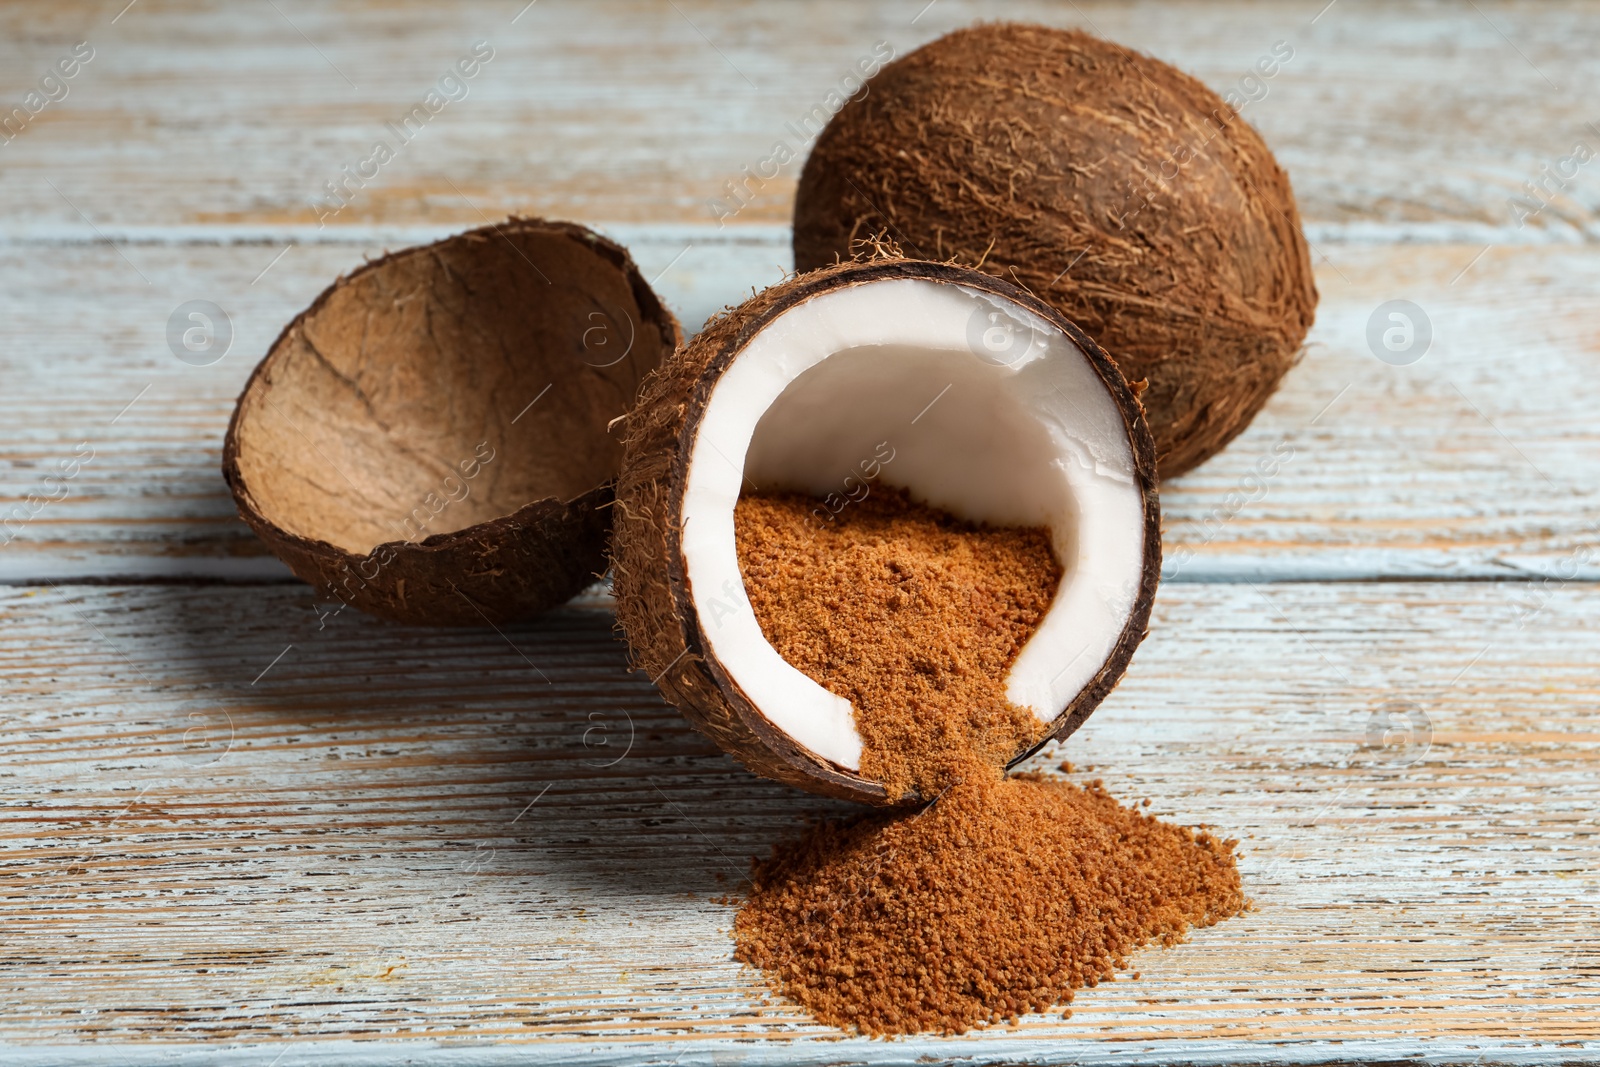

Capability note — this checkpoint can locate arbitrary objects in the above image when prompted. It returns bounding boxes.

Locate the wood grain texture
[1,237,1595,581]
[1,581,1597,1060]
[1,1,1598,237]
[3,1,1598,1062]
[0,226,792,581]
[1161,240,1600,580]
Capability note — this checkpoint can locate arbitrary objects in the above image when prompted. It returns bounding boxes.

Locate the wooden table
[3,2,1597,1063]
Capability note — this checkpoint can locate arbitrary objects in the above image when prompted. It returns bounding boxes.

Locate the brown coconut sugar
[733,764,1243,1035]
[733,488,1056,801]
[728,488,1245,1036]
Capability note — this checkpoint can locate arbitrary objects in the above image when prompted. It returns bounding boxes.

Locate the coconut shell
[612,258,1159,805]
[792,23,1318,479]
[224,218,680,625]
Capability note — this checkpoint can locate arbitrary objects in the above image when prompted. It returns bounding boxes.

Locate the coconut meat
[680,278,1145,773]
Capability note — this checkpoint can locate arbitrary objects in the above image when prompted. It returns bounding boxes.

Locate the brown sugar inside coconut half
[224,218,679,625]
[613,259,1160,805]
[792,23,1318,479]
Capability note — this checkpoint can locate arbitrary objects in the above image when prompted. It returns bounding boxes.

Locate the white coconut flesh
[680,278,1146,774]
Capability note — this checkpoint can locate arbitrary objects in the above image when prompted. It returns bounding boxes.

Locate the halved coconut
[613,259,1159,804]
[224,218,680,625]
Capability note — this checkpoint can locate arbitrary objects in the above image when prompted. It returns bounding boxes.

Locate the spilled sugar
[735,487,1055,802]
[729,489,1244,1036]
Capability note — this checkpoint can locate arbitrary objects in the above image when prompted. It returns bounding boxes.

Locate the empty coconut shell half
[224,218,680,625]
[612,259,1160,805]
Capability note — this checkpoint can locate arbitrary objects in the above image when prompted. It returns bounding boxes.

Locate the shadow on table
[144,582,851,899]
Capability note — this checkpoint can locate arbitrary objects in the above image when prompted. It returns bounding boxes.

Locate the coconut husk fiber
[793,23,1318,479]
[611,257,1159,805]
[224,218,679,625]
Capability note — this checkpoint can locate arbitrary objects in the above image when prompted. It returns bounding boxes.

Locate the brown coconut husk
[792,23,1318,479]
[224,218,680,625]
[611,258,1159,805]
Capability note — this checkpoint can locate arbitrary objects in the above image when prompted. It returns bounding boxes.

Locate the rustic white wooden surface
[1,1,1597,1063]
[4,582,1599,1062]
[3,0,1599,234]
[4,236,1596,583]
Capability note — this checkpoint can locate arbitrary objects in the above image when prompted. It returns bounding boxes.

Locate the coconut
[224,218,680,626]
[612,258,1159,804]
[792,23,1318,479]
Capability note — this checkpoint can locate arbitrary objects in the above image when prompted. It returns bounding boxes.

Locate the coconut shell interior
[613,259,1159,805]
[792,23,1317,479]
[225,218,678,625]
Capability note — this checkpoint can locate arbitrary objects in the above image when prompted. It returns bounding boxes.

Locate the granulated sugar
[730,488,1244,1036]
[733,762,1243,1035]
[734,488,1056,801]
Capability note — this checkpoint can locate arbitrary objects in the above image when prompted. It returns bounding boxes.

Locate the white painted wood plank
[1160,240,1600,581]
[2,1039,1597,1067]
[0,1,1596,236]
[0,226,790,581]
[1,581,1596,1057]
[0,237,1595,581]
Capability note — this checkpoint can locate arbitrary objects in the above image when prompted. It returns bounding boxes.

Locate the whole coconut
[793,23,1317,479]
